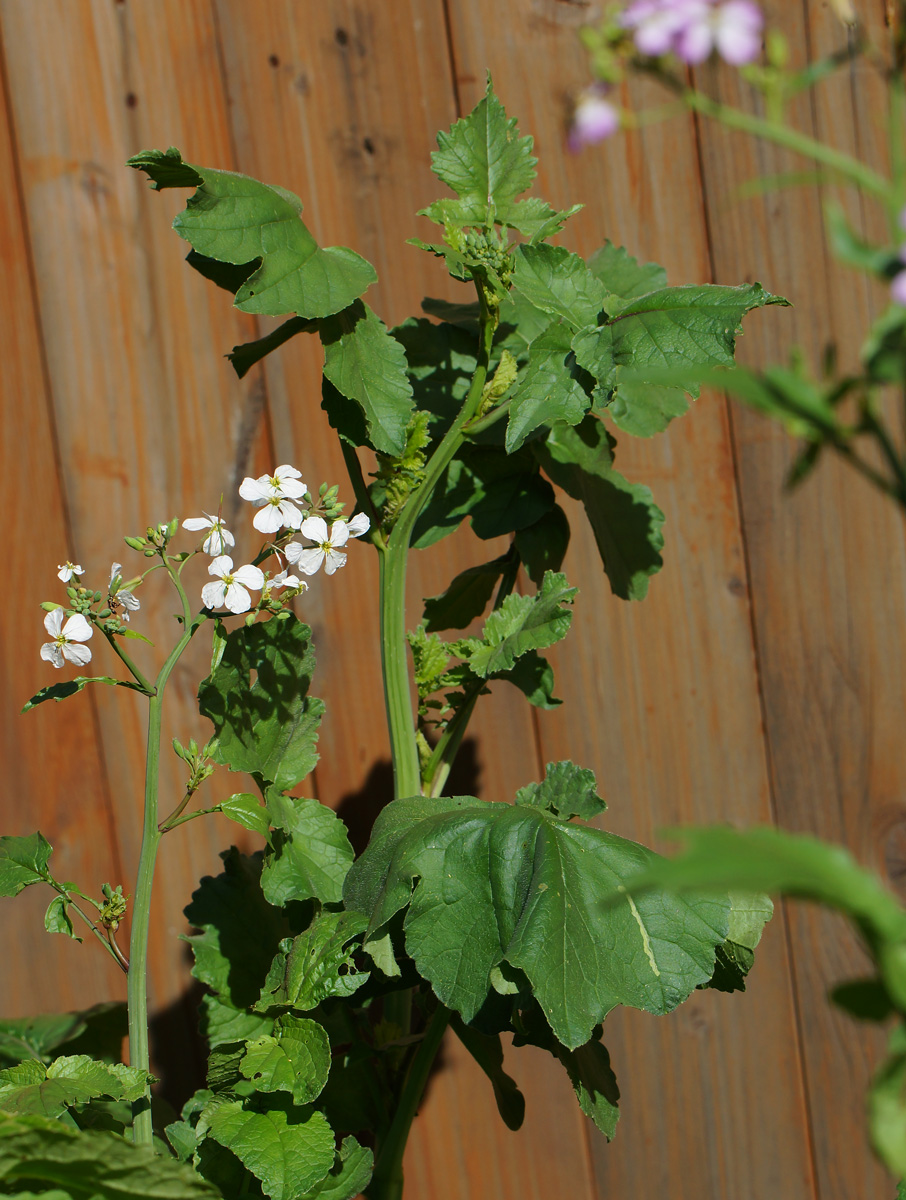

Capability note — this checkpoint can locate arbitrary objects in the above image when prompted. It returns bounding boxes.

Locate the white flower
[239,468,307,533]
[182,512,235,556]
[57,562,84,583]
[40,609,93,669]
[108,562,140,622]
[271,569,305,591]
[285,513,370,577]
[201,556,265,614]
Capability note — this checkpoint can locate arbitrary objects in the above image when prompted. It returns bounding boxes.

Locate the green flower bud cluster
[99,883,128,932]
[125,517,179,557]
[172,737,216,792]
[373,412,431,533]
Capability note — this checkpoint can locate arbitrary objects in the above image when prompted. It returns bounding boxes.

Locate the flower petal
[202,580,226,609]
[253,505,284,534]
[284,542,304,565]
[294,547,326,575]
[347,512,371,538]
[63,613,93,642]
[278,501,304,530]
[324,549,348,575]
[239,476,271,503]
[41,642,64,668]
[299,515,329,544]
[223,582,252,614]
[328,521,351,549]
[182,516,212,532]
[232,564,265,590]
[208,556,233,579]
[63,642,92,667]
[44,609,64,638]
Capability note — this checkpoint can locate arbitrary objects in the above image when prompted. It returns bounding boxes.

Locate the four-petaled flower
[621,0,763,65]
[108,563,140,622]
[239,465,307,534]
[201,556,265,614]
[568,85,621,151]
[57,562,84,583]
[182,512,235,556]
[285,513,370,576]
[40,610,93,669]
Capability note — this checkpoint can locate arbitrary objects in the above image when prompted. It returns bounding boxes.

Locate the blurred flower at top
[621,0,764,64]
[568,84,621,151]
[892,208,906,307]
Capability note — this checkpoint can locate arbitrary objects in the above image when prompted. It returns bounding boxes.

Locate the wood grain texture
[0,0,898,1196]
[693,0,904,1194]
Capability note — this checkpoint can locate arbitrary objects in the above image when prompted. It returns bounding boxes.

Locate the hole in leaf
[335,27,349,45]
[363,137,375,155]
[125,92,137,108]
[268,53,280,67]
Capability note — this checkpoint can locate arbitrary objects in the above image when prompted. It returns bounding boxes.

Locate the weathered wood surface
[0,0,901,1196]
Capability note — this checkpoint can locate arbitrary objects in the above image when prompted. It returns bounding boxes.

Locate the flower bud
[40,601,63,612]
[124,536,146,551]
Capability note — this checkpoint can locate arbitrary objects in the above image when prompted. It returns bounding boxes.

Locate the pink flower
[568,86,620,152]
[622,0,763,64]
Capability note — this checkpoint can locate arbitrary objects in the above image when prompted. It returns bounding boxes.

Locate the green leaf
[863,306,906,383]
[43,896,79,941]
[625,826,906,1009]
[831,979,895,1022]
[871,1026,906,1176]
[0,1056,144,1119]
[0,1005,126,1069]
[240,1016,330,1106]
[128,148,376,320]
[422,557,510,633]
[587,240,667,301]
[260,795,354,907]
[345,796,729,1049]
[297,1136,373,1200]
[185,249,258,294]
[463,571,576,678]
[185,848,292,1010]
[704,890,773,994]
[464,446,556,541]
[534,417,664,601]
[228,316,318,379]
[392,317,477,430]
[0,834,51,898]
[505,325,592,453]
[514,506,570,585]
[200,995,273,1052]
[512,245,607,331]
[419,297,481,332]
[555,1034,620,1140]
[825,203,897,275]
[450,1017,524,1131]
[515,760,606,821]
[219,792,271,842]
[571,282,786,436]
[496,289,554,357]
[199,1098,335,1200]
[198,614,325,794]
[320,301,414,456]
[0,1111,222,1198]
[428,76,538,227]
[603,381,690,439]
[21,678,120,713]
[255,912,369,1013]
[492,650,562,710]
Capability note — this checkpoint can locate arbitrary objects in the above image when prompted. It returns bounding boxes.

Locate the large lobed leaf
[344,772,729,1050]
[127,148,375,319]
[0,834,51,898]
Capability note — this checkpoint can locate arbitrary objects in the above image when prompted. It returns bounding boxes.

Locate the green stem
[58,892,128,973]
[380,286,496,801]
[128,564,200,1147]
[862,407,906,502]
[159,804,220,831]
[99,629,155,695]
[366,1005,451,1200]
[684,90,892,203]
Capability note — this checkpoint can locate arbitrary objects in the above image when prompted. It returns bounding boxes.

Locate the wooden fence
[1,1,902,1196]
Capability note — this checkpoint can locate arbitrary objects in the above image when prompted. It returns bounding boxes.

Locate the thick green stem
[685,90,892,203]
[380,287,496,801]
[366,1005,451,1200]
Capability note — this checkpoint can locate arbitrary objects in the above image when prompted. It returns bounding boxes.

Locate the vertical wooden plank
[694,0,905,1194]
[443,3,819,1197]
[0,22,124,1018]
[209,3,593,1194]
[0,0,274,1093]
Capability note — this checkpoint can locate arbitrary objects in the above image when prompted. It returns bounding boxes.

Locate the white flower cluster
[184,464,370,616]
[41,463,370,668]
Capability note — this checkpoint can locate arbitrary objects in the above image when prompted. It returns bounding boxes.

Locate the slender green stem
[58,893,128,973]
[99,629,155,695]
[128,605,198,1147]
[684,90,892,203]
[862,407,906,502]
[340,440,381,535]
[832,440,904,504]
[158,786,199,833]
[380,287,496,801]
[159,804,220,831]
[888,72,906,230]
[366,1005,451,1200]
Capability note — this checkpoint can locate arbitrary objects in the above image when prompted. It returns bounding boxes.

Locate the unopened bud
[124,536,146,551]
[143,548,157,557]
[40,601,63,612]
[166,517,179,539]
